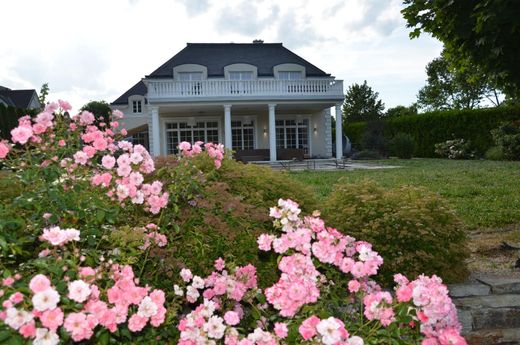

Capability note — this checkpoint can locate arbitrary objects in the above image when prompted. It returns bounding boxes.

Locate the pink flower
[299,315,320,340]
[40,307,64,331]
[224,311,240,326]
[58,99,72,111]
[214,257,225,271]
[29,274,51,293]
[64,312,93,341]
[0,140,10,159]
[274,322,288,338]
[58,139,66,147]
[396,284,413,302]
[2,277,14,287]
[437,328,467,345]
[79,111,95,126]
[257,234,274,251]
[18,321,36,338]
[9,292,24,304]
[73,151,89,165]
[128,314,148,332]
[10,126,33,144]
[348,280,361,293]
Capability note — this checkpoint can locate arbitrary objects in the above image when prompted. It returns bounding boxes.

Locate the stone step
[449,283,491,298]
[466,328,520,345]
[454,294,520,309]
[477,277,520,295]
[472,308,520,330]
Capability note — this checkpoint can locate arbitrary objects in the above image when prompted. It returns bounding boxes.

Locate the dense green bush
[491,120,520,160]
[484,146,506,160]
[151,157,318,287]
[390,132,416,159]
[0,103,37,139]
[322,180,468,286]
[345,106,520,157]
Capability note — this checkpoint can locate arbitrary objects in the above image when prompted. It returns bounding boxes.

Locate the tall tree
[386,104,418,117]
[80,100,112,120]
[417,53,495,111]
[39,83,49,107]
[402,0,520,98]
[342,81,385,124]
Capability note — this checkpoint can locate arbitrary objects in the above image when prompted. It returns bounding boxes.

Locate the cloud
[179,0,210,16]
[214,2,279,36]
[344,0,402,38]
[276,11,324,48]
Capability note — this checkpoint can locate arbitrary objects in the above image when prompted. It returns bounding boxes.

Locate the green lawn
[290,159,520,229]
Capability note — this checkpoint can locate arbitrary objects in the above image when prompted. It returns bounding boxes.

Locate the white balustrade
[146,79,344,100]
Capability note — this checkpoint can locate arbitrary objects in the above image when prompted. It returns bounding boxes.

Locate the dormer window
[229,71,253,80]
[178,72,203,81]
[132,100,142,113]
[279,71,302,80]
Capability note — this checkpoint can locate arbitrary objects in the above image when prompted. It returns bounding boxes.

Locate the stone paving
[449,276,520,345]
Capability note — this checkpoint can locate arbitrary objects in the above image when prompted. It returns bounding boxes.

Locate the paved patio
[250,158,401,171]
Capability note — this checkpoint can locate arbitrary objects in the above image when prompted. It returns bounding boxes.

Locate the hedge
[0,103,37,139]
[345,106,520,157]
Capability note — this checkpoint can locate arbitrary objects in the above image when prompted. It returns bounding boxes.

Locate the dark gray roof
[0,88,38,109]
[147,43,330,78]
[111,80,147,105]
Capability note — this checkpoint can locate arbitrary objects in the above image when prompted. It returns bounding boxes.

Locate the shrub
[491,120,520,160]
[390,132,416,159]
[484,146,506,161]
[322,180,469,286]
[345,106,520,157]
[434,138,476,159]
[351,149,383,160]
[362,120,387,154]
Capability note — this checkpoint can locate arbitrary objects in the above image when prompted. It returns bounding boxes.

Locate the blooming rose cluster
[260,199,384,317]
[363,291,395,326]
[393,274,467,345]
[178,141,225,169]
[39,226,80,246]
[0,265,166,344]
[1,101,169,215]
[299,316,358,345]
[138,223,168,250]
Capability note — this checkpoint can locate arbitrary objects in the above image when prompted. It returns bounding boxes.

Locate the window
[231,120,255,150]
[178,72,203,81]
[279,71,302,80]
[126,130,149,150]
[275,119,309,154]
[132,100,142,113]
[166,121,219,154]
[229,71,253,80]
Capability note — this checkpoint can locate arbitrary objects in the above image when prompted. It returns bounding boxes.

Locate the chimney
[252,39,264,44]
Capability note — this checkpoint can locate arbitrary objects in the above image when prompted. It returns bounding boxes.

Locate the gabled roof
[147,43,330,78]
[111,80,147,105]
[0,87,39,109]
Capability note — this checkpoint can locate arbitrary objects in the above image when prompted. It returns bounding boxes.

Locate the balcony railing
[146,78,344,100]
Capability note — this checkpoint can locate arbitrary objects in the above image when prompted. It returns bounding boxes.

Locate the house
[111,42,344,161]
[0,86,40,110]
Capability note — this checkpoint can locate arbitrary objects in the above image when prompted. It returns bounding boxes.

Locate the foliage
[491,120,520,160]
[385,104,418,118]
[361,120,387,154]
[80,100,112,122]
[0,100,469,344]
[38,83,49,107]
[402,0,520,98]
[434,139,476,159]
[484,146,506,161]
[417,52,498,111]
[341,81,385,123]
[323,180,469,286]
[345,106,520,157]
[351,150,383,161]
[390,133,416,159]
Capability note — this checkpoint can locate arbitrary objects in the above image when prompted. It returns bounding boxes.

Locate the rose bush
[0,102,467,344]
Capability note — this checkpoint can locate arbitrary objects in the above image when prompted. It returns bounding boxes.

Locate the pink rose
[29,274,51,293]
[224,311,240,326]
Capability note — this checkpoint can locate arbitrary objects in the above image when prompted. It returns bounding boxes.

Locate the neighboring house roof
[0,94,16,107]
[147,43,330,78]
[111,80,148,105]
[0,87,39,109]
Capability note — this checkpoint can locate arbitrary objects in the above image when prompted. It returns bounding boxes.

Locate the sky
[0,0,443,112]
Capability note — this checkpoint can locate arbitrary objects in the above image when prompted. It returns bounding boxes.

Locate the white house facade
[111,42,344,161]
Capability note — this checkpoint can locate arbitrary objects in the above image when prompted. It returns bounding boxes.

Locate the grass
[290,158,520,229]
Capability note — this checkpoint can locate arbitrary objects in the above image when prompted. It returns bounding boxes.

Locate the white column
[268,103,277,161]
[335,103,343,160]
[151,106,161,157]
[224,104,232,150]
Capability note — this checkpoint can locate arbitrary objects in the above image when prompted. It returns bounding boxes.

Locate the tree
[80,100,112,121]
[402,0,520,98]
[342,81,385,124]
[416,53,496,111]
[39,83,49,107]
[386,104,418,117]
